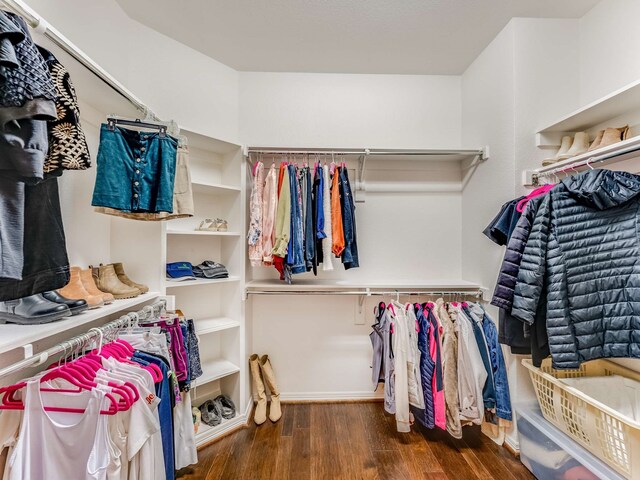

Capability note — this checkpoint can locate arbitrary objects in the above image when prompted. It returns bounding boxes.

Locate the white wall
[579,0,640,105]
[242,71,466,398]
[26,0,240,144]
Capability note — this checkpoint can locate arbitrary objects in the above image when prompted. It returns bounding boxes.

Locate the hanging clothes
[262,163,278,265]
[248,161,265,267]
[321,164,334,271]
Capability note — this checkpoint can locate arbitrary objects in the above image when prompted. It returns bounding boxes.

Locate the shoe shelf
[191,181,241,195]
[197,359,241,385]
[163,276,240,289]
[0,292,160,356]
[195,317,241,336]
[195,413,244,446]
[538,78,640,135]
[165,229,242,237]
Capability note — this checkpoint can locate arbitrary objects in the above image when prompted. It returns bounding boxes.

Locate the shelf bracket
[482,145,490,161]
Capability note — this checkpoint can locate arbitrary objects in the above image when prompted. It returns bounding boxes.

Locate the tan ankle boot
[542,135,573,166]
[259,354,282,422]
[588,130,604,152]
[559,132,589,160]
[112,263,149,294]
[599,126,628,149]
[250,354,267,425]
[92,264,140,299]
[58,266,104,309]
[80,268,114,305]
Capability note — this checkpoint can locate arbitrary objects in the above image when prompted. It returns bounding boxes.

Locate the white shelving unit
[160,129,248,447]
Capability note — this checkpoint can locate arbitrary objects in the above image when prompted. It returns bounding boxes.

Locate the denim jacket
[469,303,512,421]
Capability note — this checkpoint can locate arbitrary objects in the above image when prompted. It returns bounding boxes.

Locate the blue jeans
[92,124,177,213]
[286,165,305,274]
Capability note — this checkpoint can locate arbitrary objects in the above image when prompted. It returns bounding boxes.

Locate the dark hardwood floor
[177,402,535,480]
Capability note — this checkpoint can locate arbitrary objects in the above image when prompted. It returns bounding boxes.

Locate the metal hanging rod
[1,0,155,118]
[531,142,640,185]
[0,299,167,380]
[246,289,484,298]
[246,147,487,158]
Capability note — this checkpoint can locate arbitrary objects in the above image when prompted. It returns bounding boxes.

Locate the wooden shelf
[0,292,160,355]
[166,229,241,237]
[538,78,640,133]
[164,276,240,289]
[195,317,240,335]
[197,359,240,385]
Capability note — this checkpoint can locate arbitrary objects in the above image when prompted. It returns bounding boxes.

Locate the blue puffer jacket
[512,170,640,369]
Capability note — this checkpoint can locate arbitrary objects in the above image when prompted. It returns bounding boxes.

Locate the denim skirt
[91,124,177,213]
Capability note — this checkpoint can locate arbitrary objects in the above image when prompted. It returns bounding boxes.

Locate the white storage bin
[562,375,640,422]
[517,405,625,480]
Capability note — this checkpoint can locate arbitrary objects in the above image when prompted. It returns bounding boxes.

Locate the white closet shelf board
[195,413,246,446]
[197,359,241,385]
[166,229,242,237]
[538,78,640,133]
[190,182,242,195]
[164,277,240,289]
[245,279,483,292]
[180,127,241,155]
[0,292,160,355]
[195,317,240,335]
[517,406,625,480]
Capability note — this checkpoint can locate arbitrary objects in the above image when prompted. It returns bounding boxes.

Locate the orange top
[331,168,345,257]
[277,162,286,198]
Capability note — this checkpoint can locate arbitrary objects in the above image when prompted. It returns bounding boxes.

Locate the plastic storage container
[517,405,625,480]
[523,358,640,479]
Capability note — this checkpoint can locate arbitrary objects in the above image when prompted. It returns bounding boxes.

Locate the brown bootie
[112,262,149,294]
[259,354,282,422]
[58,266,104,309]
[588,130,604,152]
[249,354,267,425]
[599,126,629,149]
[80,268,115,305]
[92,264,140,299]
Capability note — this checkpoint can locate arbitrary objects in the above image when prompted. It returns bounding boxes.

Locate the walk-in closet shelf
[195,317,241,335]
[0,292,160,357]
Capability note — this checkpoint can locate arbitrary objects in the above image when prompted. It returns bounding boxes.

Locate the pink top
[430,308,446,431]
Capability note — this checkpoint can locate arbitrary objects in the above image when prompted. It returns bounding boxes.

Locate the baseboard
[503,435,520,457]
[279,391,384,402]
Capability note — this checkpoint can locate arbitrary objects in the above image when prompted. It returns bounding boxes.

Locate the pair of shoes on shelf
[196,218,228,232]
[0,292,85,325]
[249,354,282,425]
[59,262,148,308]
[542,126,629,166]
[199,395,237,427]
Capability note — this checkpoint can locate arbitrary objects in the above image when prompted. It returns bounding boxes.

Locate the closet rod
[246,290,484,297]
[246,147,485,157]
[1,0,153,117]
[0,299,166,380]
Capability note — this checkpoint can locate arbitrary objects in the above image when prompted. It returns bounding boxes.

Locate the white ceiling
[115,0,599,75]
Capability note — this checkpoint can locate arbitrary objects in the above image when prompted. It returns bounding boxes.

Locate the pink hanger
[516,184,554,212]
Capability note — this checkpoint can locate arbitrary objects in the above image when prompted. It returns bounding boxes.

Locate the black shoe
[42,291,88,316]
[0,294,71,324]
[199,400,222,426]
[214,395,236,420]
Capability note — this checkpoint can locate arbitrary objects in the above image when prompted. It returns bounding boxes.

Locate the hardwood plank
[204,435,235,480]
[176,434,228,479]
[420,427,482,480]
[281,403,295,437]
[332,403,379,480]
[358,402,398,451]
[478,433,535,480]
[290,427,312,480]
[217,422,258,480]
[295,403,310,428]
[384,415,444,477]
[311,403,346,479]
[242,418,283,480]
[273,436,294,480]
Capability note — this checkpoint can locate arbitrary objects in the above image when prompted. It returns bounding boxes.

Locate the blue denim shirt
[339,167,359,269]
[315,165,326,239]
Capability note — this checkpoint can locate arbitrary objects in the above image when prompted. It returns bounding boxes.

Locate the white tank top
[8,379,107,480]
